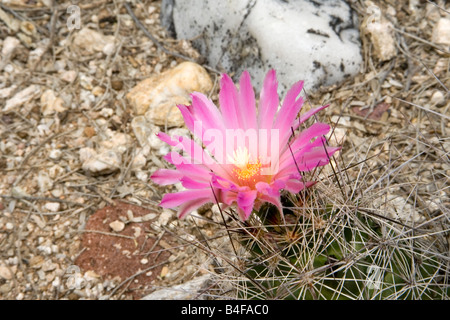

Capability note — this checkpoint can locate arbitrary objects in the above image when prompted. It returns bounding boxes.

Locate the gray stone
[161,0,362,93]
[140,274,212,300]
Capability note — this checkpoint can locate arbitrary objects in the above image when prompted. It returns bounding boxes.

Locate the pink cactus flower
[151,70,340,221]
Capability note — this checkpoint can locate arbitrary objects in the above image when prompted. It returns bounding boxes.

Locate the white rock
[53,60,66,72]
[1,36,20,57]
[102,42,116,56]
[42,260,57,272]
[37,123,51,136]
[72,27,116,55]
[99,130,131,154]
[140,274,212,300]
[27,41,48,67]
[81,149,122,175]
[44,202,60,212]
[158,209,173,226]
[11,186,28,198]
[363,7,397,62]
[131,151,147,170]
[432,18,450,47]
[79,147,97,163]
[51,188,63,198]
[0,265,13,280]
[49,149,62,160]
[134,170,148,182]
[48,165,64,179]
[131,116,153,148]
[59,70,77,83]
[79,73,94,90]
[37,172,53,193]
[79,129,131,176]
[149,130,167,152]
[52,277,61,288]
[100,107,114,118]
[109,220,125,232]
[40,89,66,115]
[4,85,41,112]
[430,90,445,107]
[126,61,213,126]
[0,85,17,99]
[141,213,158,222]
[162,0,362,93]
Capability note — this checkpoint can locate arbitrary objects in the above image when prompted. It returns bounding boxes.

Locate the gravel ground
[0,0,448,300]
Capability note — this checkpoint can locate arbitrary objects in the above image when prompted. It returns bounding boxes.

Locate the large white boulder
[161,0,362,93]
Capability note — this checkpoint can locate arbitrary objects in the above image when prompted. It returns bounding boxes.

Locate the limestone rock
[363,8,397,62]
[131,116,153,148]
[140,274,212,300]
[44,202,61,212]
[72,27,115,55]
[0,86,17,99]
[60,70,78,83]
[109,220,125,232]
[161,0,362,93]
[126,61,213,127]
[1,36,20,58]
[40,89,66,115]
[79,129,132,176]
[80,148,122,176]
[0,265,14,280]
[4,85,41,112]
[432,18,450,48]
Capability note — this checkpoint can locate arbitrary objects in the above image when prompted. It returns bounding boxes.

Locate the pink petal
[190,92,226,135]
[176,163,212,180]
[277,136,327,172]
[292,123,331,150]
[238,71,257,130]
[163,151,190,166]
[177,104,195,132]
[177,197,213,219]
[258,69,279,130]
[236,190,257,220]
[180,176,210,189]
[278,123,331,165]
[284,179,310,193]
[211,174,238,192]
[274,80,304,127]
[220,189,239,206]
[160,189,213,208]
[277,146,341,177]
[292,104,330,131]
[274,80,304,146]
[156,131,177,146]
[258,194,282,212]
[161,133,233,180]
[150,169,182,185]
[256,181,282,198]
[219,73,240,129]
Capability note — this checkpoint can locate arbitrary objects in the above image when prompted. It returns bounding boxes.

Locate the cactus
[230,185,449,300]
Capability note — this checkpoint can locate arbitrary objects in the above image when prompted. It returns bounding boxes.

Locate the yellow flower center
[234,161,262,181]
[228,147,262,181]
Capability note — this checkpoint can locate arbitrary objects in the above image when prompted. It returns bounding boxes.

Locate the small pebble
[160,266,169,278]
[44,202,60,212]
[430,91,445,107]
[109,220,125,232]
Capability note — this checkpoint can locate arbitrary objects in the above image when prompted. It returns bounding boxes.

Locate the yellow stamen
[228,147,262,181]
[234,161,262,181]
